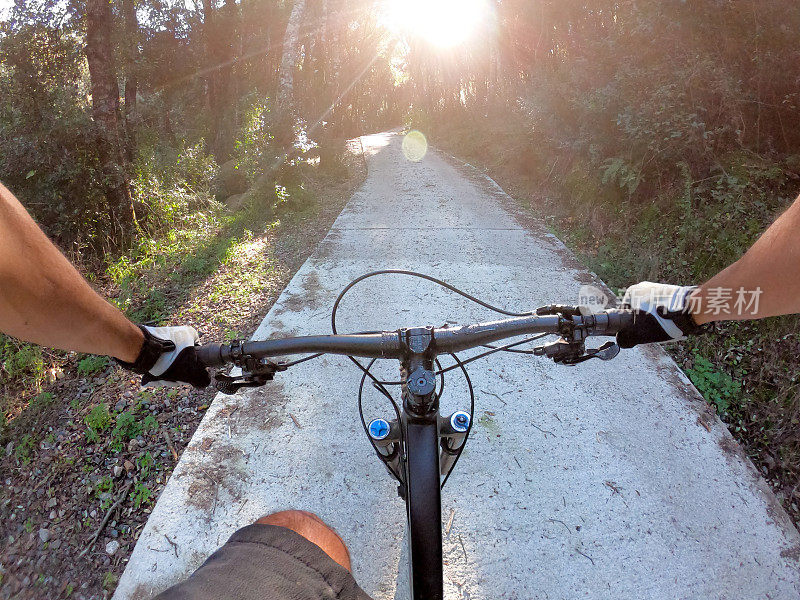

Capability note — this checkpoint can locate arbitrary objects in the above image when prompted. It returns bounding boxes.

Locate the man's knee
[256,510,352,571]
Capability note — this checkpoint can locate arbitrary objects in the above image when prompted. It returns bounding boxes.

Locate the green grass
[77,355,109,377]
[106,183,293,326]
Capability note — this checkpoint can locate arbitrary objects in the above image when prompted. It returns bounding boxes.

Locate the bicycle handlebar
[195,308,635,368]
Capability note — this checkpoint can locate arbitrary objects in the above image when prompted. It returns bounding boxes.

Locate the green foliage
[32,392,55,408]
[23,517,34,533]
[133,141,218,230]
[142,415,158,431]
[96,476,114,508]
[0,18,105,251]
[14,434,35,464]
[102,573,118,590]
[0,335,45,385]
[601,157,642,196]
[232,94,274,181]
[110,410,158,446]
[84,403,112,442]
[686,354,742,414]
[106,201,234,323]
[137,451,156,478]
[132,482,153,509]
[224,330,243,342]
[112,411,140,442]
[76,355,109,377]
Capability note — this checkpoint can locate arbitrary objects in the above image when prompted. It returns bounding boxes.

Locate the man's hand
[118,325,211,388]
[616,282,705,348]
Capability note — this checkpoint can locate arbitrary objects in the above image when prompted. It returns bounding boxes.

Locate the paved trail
[115,132,800,600]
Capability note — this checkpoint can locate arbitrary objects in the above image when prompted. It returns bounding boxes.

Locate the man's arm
[691,194,800,323]
[0,181,144,361]
[616,193,800,348]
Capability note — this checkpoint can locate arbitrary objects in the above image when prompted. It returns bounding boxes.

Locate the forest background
[1,0,800,596]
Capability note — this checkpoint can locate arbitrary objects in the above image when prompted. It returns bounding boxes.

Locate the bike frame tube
[402,410,443,600]
[397,327,444,600]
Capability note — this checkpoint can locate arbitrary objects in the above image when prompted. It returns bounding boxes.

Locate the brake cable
[440,353,474,489]
[331,269,544,385]
[331,270,540,489]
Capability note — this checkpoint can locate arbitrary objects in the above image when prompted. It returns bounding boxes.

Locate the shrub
[0,335,45,385]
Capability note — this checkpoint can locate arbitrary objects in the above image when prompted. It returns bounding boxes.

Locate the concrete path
[115,132,800,600]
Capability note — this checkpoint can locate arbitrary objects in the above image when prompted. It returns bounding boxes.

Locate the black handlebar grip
[605,309,635,334]
[196,343,225,367]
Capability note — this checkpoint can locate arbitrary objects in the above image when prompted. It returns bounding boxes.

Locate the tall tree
[122,0,139,163]
[275,0,306,145]
[202,0,220,149]
[213,0,239,158]
[84,0,136,236]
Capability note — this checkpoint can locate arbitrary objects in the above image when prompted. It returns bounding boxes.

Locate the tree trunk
[203,0,220,153]
[122,0,138,164]
[213,0,239,159]
[85,0,136,237]
[275,0,307,146]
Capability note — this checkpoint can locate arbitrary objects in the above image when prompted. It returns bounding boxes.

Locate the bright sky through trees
[383,0,489,47]
[0,0,12,20]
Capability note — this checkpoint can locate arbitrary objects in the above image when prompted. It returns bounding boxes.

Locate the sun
[384,0,489,48]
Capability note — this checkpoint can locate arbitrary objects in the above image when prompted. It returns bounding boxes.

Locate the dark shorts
[154,524,373,600]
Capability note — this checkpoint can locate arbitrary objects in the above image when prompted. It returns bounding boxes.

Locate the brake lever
[534,339,620,366]
[213,357,288,395]
[588,340,620,361]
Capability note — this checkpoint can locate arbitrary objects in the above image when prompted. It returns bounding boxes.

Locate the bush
[0,335,45,384]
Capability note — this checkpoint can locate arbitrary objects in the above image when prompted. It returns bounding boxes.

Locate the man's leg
[154,510,371,600]
[256,510,352,570]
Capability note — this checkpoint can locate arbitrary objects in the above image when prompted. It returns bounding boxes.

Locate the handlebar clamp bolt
[407,368,436,396]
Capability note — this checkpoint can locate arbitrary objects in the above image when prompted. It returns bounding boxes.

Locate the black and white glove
[616,282,707,348]
[117,325,211,388]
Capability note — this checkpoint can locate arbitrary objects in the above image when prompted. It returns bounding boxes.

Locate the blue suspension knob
[450,411,470,433]
[368,418,391,440]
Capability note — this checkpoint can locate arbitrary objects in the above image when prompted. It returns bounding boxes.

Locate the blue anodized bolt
[368,418,391,440]
[451,411,470,433]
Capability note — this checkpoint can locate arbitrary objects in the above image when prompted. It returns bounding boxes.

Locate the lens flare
[385,0,488,48]
[402,130,428,162]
